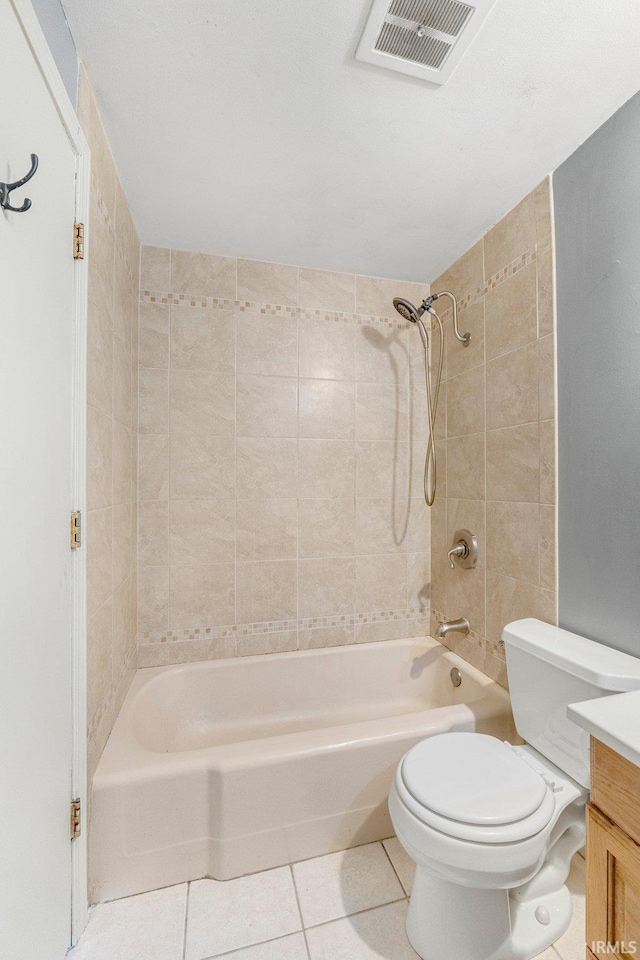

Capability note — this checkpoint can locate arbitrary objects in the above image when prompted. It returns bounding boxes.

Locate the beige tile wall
[79,66,140,782]
[429,178,557,687]
[137,253,433,665]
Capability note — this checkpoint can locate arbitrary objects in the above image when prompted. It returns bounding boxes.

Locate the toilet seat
[396,733,560,844]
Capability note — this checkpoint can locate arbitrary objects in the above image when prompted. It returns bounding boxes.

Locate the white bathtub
[91,637,515,901]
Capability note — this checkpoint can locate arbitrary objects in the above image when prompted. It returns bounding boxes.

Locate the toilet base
[406,867,572,960]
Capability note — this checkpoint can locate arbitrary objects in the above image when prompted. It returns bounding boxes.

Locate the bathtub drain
[450,667,462,687]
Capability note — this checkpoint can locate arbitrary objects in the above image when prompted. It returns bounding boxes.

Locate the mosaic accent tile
[140,291,411,332]
[139,606,430,645]
[137,607,432,666]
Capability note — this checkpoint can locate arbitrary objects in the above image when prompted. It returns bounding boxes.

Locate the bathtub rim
[94,636,511,783]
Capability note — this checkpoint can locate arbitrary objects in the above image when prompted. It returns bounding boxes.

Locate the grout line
[380,838,409,897]
[289,864,312,960]
[166,292,173,642]
[181,881,191,960]
[200,930,309,960]
[451,418,554,442]
[483,288,488,642]
[295,313,301,652]
[90,879,191,908]
[303,895,408,931]
[285,836,397,871]
[233,289,238,648]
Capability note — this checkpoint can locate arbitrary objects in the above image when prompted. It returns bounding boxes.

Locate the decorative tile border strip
[140,234,552,327]
[141,291,237,308]
[453,234,553,313]
[416,243,553,361]
[425,234,554,328]
[139,290,410,331]
[138,607,430,647]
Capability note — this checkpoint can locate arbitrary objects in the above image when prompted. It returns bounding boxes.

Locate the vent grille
[356,0,496,85]
[388,0,473,38]
[375,22,451,69]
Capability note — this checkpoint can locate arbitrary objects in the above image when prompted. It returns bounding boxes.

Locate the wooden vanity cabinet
[586,738,640,959]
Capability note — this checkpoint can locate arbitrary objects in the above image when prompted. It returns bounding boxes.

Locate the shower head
[392,297,421,323]
[392,295,439,323]
[394,291,471,346]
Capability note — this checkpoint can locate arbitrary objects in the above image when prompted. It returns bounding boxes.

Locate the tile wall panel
[137,258,433,664]
[79,66,140,783]
[429,178,557,687]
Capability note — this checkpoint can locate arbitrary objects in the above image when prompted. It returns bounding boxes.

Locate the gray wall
[555,89,640,657]
[32,0,77,106]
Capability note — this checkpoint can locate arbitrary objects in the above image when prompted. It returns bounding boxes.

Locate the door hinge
[73,222,85,260]
[70,511,82,549]
[70,798,81,840]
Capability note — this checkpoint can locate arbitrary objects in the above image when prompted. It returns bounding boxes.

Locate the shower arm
[428,291,471,346]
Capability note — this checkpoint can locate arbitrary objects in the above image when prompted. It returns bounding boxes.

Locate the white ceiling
[62,0,640,282]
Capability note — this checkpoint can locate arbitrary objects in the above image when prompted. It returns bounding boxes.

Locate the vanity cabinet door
[587,803,640,959]
[591,739,640,847]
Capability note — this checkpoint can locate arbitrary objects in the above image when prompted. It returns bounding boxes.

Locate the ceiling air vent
[356,0,498,85]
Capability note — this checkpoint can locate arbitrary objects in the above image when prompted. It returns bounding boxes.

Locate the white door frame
[9,0,90,943]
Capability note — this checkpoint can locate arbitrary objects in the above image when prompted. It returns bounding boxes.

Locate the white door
[0,2,80,957]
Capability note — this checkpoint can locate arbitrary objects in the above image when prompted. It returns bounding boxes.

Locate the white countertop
[568,690,640,769]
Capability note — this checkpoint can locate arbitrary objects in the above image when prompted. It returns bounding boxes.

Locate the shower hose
[416,308,444,507]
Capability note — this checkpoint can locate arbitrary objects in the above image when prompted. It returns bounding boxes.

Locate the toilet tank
[503,619,640,787]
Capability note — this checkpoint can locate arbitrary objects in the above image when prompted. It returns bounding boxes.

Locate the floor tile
[215,932,309,959]
[382,837,416,895]
[305,901,418,960]
[186,868,302,960]
[553,854,586,960]
[68,884,187,960]
[293,842,405,927]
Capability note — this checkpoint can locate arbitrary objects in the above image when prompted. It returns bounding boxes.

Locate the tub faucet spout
[435,618,470,640]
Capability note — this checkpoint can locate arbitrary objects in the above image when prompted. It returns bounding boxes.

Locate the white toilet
[390,618,640,960]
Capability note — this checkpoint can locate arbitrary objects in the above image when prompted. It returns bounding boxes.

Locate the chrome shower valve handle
[447,529,478,570]
[448,541,469,569]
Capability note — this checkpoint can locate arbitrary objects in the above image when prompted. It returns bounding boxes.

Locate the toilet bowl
[389,618,640,960]
[390,733,587,960]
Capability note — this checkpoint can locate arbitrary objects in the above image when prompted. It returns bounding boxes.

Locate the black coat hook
[0,154,38,212]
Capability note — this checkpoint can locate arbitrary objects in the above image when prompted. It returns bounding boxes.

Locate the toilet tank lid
[503,619,640,692]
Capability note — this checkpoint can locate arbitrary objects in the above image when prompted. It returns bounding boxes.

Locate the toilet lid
[400,733,548,826]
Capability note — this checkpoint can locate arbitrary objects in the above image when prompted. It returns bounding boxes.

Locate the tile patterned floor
[68,841,586,960]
